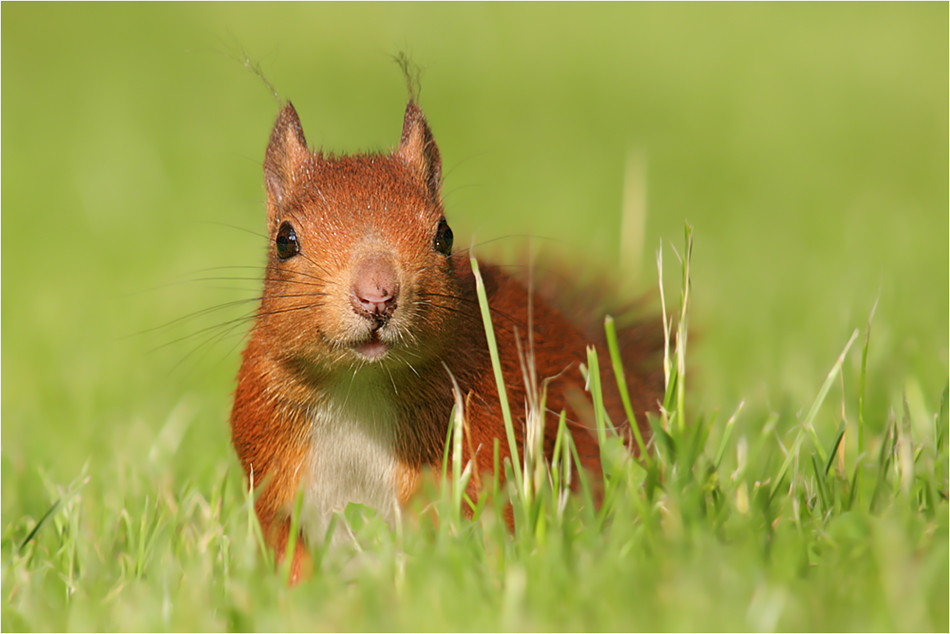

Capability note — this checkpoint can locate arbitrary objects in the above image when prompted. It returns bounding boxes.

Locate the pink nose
[350,254,399,322]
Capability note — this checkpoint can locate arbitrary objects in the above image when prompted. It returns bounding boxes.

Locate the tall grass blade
[604,315,649,460]
[674,223,693,431]
[714,401,744,468]
[282,489,305,585]
[824,423,846,476]
[470,257,524,501]
[18,500,61,553]
[858,300,878,456]
[18,469,90,553]
[585,345,610,449]
[802,329,860,463]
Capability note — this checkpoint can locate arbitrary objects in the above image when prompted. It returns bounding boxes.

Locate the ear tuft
[264,102,310,207]
[396,101,442,201]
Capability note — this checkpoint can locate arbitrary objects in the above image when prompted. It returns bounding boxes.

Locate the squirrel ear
[264,102,310,207]
[396,102,442,201]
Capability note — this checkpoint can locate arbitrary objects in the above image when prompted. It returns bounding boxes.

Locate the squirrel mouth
[353,333,391,361]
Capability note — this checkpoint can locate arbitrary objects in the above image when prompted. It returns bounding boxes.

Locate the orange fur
[230,100,665,583]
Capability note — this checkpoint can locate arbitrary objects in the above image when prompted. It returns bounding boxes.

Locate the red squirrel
[230,100,665,582]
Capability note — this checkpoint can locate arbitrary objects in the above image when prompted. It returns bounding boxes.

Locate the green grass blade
[470,256,524,500]
[18,499,62,553]
[282,489,305,585]
[675,223,693,431]
[714,401,743,468]
[858,300,878,457]
[823,423,846,476]
[604,315,650,460]
[802,329,860,463]
[585,345,610,449]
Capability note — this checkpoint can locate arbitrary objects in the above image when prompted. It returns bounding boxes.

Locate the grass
[4,226,946,631]
[3,3,947,632]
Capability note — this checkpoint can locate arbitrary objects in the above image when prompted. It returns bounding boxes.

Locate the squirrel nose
[350,254,399,323]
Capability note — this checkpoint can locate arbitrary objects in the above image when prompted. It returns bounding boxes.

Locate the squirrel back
[230,101,665,582]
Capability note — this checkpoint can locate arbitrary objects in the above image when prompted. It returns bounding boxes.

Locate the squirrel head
[254,102,461,372]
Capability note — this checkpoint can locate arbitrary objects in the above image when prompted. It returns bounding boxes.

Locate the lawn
[2,3,947,631]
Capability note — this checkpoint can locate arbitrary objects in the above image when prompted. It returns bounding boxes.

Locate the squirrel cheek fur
[230,100,665,583]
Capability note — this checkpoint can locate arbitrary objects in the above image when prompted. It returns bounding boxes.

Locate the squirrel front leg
[251,465,314,586]
[267,514,313,586]
[232,355,315,584]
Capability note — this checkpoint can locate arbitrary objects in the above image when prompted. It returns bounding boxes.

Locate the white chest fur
[301,373,400,543]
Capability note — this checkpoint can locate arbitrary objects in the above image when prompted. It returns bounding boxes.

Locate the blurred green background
[2,3,946,517]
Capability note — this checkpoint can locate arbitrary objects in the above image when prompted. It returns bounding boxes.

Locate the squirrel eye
[434,217,453,256]
[275,221,300,259]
